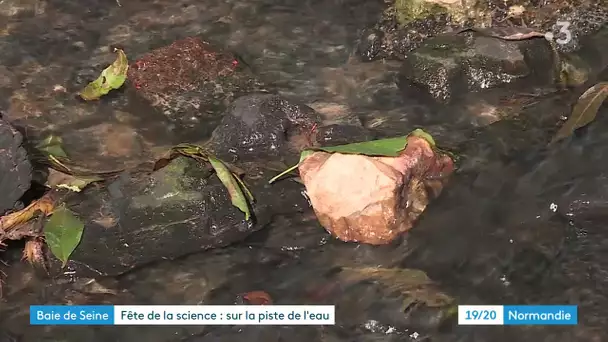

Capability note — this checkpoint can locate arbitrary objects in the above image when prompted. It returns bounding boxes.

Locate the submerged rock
[398,32,557,104]
[208,93,320,162]
[298,135,454,245]
[355,0,490,62]
[0,115,32,216]
[356,0,607,62]
[45,156,309,278]
[126,36,267,143]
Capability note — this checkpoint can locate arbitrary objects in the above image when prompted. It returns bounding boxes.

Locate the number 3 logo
[555,21,572,45]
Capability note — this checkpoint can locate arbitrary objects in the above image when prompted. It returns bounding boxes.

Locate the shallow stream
[1,0,608,341]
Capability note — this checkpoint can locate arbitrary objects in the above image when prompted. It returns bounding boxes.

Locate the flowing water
[1,0,608,341]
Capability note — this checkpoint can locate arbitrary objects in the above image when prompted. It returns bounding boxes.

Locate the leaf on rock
[550,82,608,145]
[0,193,55,231]
[268,129,437,184]
[314,129,435,156]
[43,205,85,267]
[208,155,252,221]
[315,136,409,156]
[79,48,129,100]
[341,267,454,309]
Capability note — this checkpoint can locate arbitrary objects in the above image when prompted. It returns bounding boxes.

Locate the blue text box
[30,305,115,325]
[504,305,577,325]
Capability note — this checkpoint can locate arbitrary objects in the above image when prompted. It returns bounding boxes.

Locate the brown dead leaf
[22,237,47,270]
[0,193,55,232]
[550,82,608,145]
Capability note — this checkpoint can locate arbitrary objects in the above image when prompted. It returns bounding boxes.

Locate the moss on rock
[394,0,489,27]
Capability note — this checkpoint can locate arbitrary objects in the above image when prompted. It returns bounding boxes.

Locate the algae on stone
[394,0,447,26]
[131,156,209,208]
[394,0,488,27]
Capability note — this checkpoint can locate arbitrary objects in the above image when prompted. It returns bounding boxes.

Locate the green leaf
[268,129,436,184]
[233,174,255,203]
[79,49,129,100]
[310,129,434,156]
[409,128,436,146]
[36,134,68,158]
[313,136,408,156]
[550,82,608,145]
[268,150,314,184]
[43,205,85,267]
[208,155,252,221]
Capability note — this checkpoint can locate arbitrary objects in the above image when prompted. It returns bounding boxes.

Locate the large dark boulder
[48,156,309,278]
[44,92,323,278]
[0,116,32,216]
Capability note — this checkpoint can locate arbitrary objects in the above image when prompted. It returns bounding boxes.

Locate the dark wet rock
[398,32,557,104]
[207,94,321,162]
[356,0,607,62]
[126,37,268,143]
[356,28,386,62]
[0,116,32,215]
[354,0,494,62]
[544,3,608,53]
[43,156,309,278]
[355,8,454,62]
[244,212,330,252]
[305,101,375,146]
[315,124,374,147]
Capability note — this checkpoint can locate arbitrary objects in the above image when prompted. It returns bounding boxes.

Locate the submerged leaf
[341,267,453,308]
[35,135,68,158]
[550,82,608,145]
[79,48,129,100]
[240,291,273,305]
[43,205,85,267]
[208,155,252,221]
[45,168,103,192]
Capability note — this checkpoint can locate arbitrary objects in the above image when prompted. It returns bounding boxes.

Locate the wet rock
[355,10,453,62]
[45,156,309,278]
[306,101,375,146]
[207,94,320,162]
[58,122,152,173]
[298,135,454,245]
[356,0,607,62]
[544,3,608,53]
[398,32,557,104]
[0,0,46,17]
[126,37,267,143]
[0,116,32,215]
[314,124,374,147]
[355,0,487,62]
